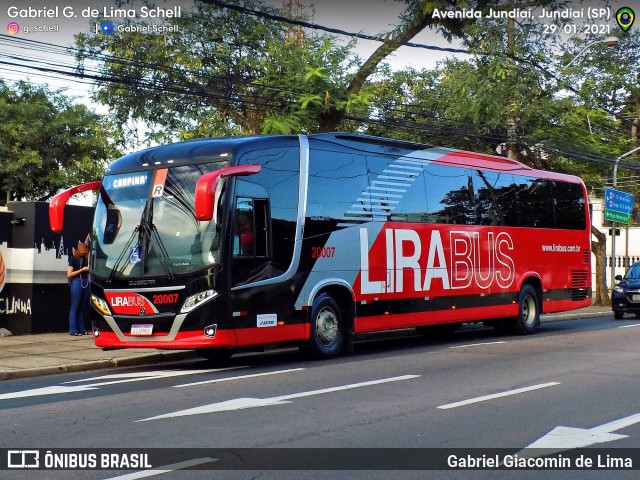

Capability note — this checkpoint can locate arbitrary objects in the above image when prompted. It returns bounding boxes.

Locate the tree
[0,80,120,205]
[78,0,542,143]
[75,0,363,144]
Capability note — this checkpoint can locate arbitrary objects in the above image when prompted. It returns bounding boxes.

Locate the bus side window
[233,197,269,258]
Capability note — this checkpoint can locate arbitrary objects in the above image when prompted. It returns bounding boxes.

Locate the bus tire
[198,348,234,364]
[513,285,540,335]
[304,293,345,360]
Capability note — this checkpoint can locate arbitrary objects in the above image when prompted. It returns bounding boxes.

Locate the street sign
[604,188,634,224]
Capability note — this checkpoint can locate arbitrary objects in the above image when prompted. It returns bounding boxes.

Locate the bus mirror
[49,181,102,233]
[195,164,261,221]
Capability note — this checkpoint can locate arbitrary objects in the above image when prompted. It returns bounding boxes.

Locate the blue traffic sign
[605,188,634,215]
[604,188,634,224]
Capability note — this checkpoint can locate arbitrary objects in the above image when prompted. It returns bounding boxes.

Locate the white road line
[62,367,246,386]
[618,324,640,329]
[173,368,304,388]
[138,375,420,421]
[103,457,217,480]
[0,368,246,401]
[448,341,506,349]
[437,382,560,410]
[0,386,99,400]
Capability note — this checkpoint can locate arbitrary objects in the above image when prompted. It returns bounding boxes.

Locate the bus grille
[583,250,590,264]
[571,270,589,301]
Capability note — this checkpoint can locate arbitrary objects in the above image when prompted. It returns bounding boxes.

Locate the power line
[199,0,471,54]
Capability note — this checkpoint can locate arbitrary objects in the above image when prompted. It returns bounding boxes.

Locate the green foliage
[76,0,361,144]
[0,80,120,205]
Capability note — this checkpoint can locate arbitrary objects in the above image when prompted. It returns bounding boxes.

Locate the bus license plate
[131,324,153,336]
[632,295,640,303]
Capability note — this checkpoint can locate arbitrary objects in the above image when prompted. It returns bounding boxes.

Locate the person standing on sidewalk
[67,240,90,336]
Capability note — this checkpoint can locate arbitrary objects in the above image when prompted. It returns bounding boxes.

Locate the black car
[612,262,640,320]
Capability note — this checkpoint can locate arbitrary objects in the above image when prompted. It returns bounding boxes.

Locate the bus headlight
[91,294,112,316]
[181,289,217,313]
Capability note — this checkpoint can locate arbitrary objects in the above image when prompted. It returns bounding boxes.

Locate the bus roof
[104,133,584,186]
[105,135,299,174]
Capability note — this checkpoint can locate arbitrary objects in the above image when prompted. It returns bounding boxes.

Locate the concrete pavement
[0,332,199,380]
[0,306,613,381]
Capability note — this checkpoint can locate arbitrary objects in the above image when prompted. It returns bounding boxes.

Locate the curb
[542,310,612,322]
[0,350,200,381]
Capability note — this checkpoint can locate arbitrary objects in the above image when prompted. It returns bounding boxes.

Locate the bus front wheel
[303,293,345,360]
[513,285,540,335]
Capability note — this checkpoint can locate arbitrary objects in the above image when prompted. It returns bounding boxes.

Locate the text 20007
[152,293,179,304]
[311,246,336,258]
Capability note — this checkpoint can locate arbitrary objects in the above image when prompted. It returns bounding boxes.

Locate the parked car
[612,261,640,320]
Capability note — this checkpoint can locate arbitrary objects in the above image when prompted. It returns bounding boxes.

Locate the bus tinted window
[553,181,586,230]
[420,164,582,230]
[366,154,428,223]
[237,146,299,269]
[424,164,477,225]
[307,147,370,234]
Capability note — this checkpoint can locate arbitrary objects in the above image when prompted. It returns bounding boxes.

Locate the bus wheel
[197,348,234,364]
[513,285,540,335]
[304,293,345,359]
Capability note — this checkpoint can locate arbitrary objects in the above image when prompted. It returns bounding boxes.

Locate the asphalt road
[2,315,640,479]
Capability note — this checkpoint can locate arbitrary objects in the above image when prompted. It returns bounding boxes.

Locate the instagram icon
[6,22,20,35]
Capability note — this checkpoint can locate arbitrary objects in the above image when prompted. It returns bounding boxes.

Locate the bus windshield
[92,161,229,279]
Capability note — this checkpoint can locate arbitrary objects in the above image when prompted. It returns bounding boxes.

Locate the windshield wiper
[107,226,140,284]
[106,201,175,282]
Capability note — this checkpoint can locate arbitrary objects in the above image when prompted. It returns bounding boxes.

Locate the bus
[49,133,592,360]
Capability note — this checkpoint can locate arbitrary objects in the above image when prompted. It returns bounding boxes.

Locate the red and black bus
[50,134,592,360]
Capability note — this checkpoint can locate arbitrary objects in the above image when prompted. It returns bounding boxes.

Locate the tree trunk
[591,225,610,306]
[318,0,490,132]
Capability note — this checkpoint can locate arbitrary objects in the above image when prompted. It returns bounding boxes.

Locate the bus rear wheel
[303,293,345,360]
[513,285,540,335]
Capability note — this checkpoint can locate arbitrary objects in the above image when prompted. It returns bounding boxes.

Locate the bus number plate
[632,295,640,303]
[131,324,153,336]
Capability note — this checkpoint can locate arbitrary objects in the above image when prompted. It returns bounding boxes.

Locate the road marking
[138,374,420,421]
[0,385,99,400]
[437,382,560,410]
[448,341,506,349]
[0,368,245,401]
[520,411,640,456]
[618,323,640,329]
[103,457,217,480]
[173,368,304,388]
[62,367,245,387]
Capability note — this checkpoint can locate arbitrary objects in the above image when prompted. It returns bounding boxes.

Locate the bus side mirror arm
[49,181,102,233]
[195,164,261,221]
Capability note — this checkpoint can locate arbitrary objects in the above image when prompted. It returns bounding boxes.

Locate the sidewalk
[0,333,199,381]
[0,306,613,381]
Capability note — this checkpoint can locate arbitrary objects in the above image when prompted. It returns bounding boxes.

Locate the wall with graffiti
[0,202,93,335]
